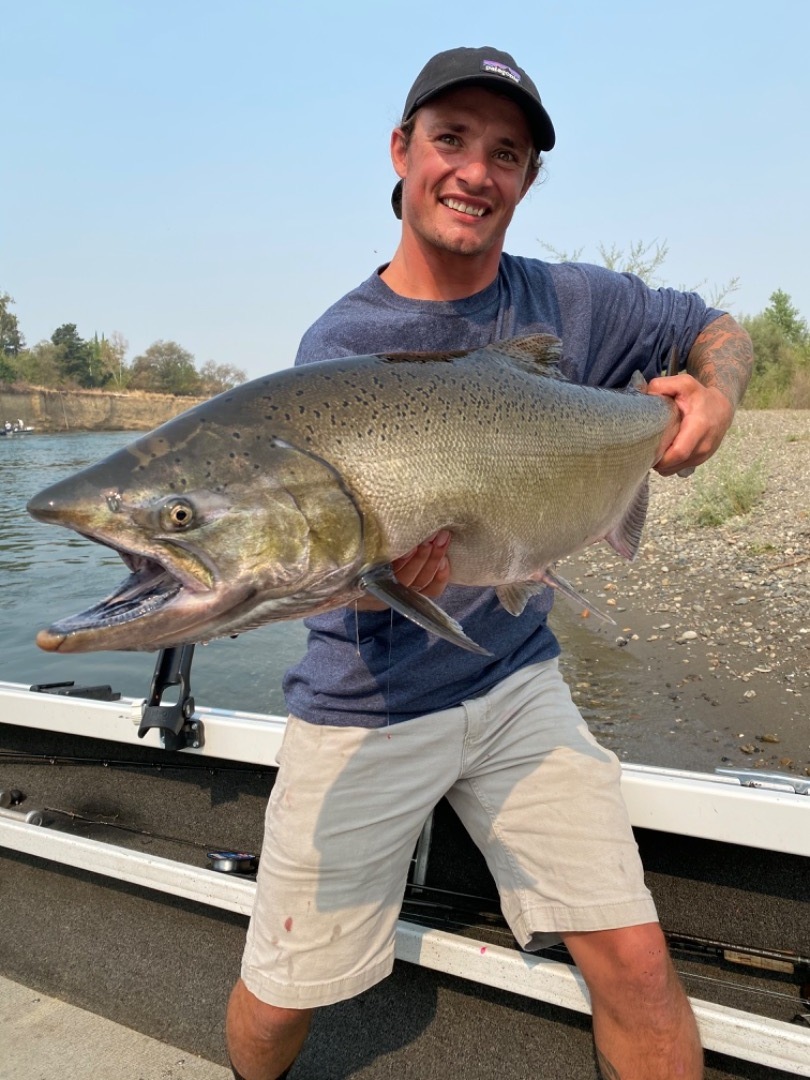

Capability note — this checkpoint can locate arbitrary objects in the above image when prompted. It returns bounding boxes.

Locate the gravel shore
[551,409,810,778]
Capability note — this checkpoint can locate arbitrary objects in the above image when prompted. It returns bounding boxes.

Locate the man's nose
[455,155,490,189]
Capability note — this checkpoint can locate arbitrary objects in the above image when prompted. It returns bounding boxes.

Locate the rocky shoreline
[552,409,810,778]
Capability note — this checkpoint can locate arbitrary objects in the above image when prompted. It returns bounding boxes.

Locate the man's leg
[564,923,703,1080]
[226,978,311,1080]
[229,710,470,1079]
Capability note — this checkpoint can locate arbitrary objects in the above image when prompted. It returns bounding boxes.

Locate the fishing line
[41,805,235,854]
[678,970,807,1008]
[386,607,394,727]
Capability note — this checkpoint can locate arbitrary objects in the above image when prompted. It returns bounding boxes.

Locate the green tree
[762,289,809,348]
[51,323,98,387]
[0,355,16,383]
[98,331,130,388]
[86,333,114,388]
[13,340,63,386]
[129,340,202,395]
[198,359,247,395]
[742,290,810,408]
[0,292,25,356]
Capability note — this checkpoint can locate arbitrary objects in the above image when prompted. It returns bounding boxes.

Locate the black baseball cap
[391,47,555,218]
[402,46,555,152]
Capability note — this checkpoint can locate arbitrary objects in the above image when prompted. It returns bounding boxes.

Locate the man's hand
[647,373,734,476]
[649,313,753,477]
[355,530,452,611]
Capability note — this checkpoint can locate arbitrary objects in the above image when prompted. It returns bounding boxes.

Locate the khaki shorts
[241,659,657,1009]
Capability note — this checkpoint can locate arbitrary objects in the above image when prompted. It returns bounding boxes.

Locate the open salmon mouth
[43,547,184,636]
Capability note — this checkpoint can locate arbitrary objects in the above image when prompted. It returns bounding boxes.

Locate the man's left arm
[648,313,754,476]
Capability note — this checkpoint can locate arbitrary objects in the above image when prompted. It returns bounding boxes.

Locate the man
[227,47,752,1079]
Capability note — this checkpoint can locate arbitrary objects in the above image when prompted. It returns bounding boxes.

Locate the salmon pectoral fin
[359,566,491,656]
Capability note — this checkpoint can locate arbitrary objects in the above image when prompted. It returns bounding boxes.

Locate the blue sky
[4,1,809,380]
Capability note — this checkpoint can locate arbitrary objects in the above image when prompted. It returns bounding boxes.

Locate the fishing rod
[0,749,273,775]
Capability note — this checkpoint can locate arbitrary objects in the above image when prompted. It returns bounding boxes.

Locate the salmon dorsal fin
[379,348,471,364]
[488,334,564,376]
[378,334,563,372]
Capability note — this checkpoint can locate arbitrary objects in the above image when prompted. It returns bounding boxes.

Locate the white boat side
[1,817,808,1077]
[1,679,807,855]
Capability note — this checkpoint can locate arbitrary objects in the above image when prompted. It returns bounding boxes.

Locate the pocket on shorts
[275,715,302,766]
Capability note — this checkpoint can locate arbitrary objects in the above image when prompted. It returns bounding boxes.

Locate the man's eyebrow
[423,118,470,133]
[423,119,528,149]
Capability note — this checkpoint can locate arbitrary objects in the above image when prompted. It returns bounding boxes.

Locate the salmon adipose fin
[359,566,491,655]
[604,478,650,561]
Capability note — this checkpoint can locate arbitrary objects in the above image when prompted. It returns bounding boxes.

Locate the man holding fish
[227,46,752,1080]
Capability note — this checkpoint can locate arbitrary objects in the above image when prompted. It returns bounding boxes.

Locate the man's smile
[441,197,488,218]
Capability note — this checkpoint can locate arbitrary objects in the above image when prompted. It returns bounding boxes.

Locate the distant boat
[1,420,35,436]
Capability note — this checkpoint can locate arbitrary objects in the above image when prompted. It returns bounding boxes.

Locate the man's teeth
[443,199,486,217]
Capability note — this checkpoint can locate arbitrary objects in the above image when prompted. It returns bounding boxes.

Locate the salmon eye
[162,499,195,530]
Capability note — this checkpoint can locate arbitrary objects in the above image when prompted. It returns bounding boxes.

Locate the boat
[1,419,35,436]
[1,649,808,1078]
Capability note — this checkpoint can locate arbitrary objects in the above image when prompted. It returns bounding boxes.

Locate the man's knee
[226,978,312,1079]
[564,923,681,1009]
[228,978,312,1039]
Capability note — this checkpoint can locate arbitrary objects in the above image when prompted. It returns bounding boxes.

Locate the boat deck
[1,682,808,1078]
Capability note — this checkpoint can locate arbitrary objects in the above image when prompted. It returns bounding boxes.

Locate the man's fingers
[392,530,451,595]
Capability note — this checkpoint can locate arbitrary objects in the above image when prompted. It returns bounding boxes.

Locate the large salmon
[27,335,679,654]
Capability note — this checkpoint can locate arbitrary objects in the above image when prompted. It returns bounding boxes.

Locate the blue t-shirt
[283,254,721,727]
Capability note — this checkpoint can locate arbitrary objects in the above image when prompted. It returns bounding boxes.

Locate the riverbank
[553,408,810,778]
[0,385,206,433]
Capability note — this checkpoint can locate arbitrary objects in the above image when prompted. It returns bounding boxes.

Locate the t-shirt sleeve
[549,262,724,388]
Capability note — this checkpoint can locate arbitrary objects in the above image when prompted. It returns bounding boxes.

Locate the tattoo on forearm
[687,313,754,407]
[595,1046,624,1079]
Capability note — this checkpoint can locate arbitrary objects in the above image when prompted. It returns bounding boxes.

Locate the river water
[0,430,307,716]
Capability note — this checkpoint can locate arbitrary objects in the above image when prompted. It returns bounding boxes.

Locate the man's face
[392,86,537,261]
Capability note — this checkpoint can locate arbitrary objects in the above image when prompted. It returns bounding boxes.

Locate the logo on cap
[481,59,521,84]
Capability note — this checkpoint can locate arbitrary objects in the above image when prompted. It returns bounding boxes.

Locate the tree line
[0,297,246,397]
[2,275,809,407]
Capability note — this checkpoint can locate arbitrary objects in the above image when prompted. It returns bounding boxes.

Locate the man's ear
[519,165,539,201]
[390,127,408,180]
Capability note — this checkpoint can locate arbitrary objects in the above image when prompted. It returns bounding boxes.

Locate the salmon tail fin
[359,566,492,655]
[604,478,650,561]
